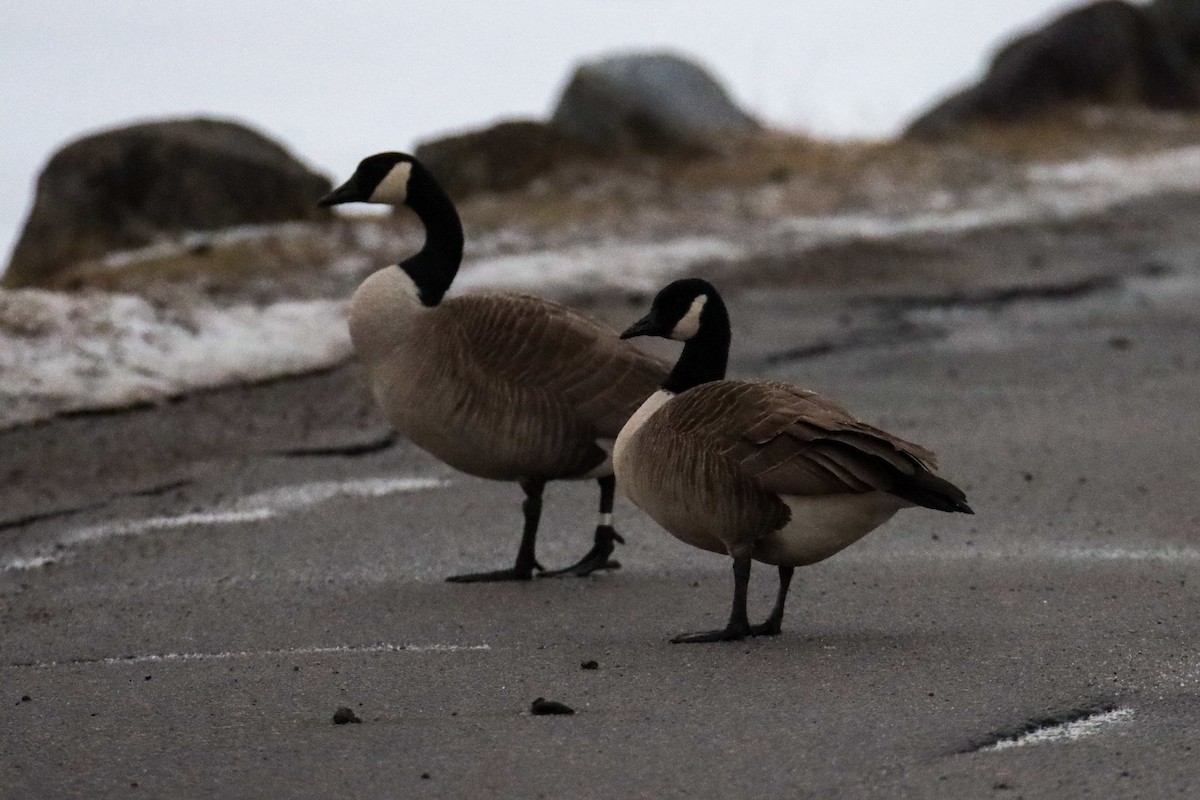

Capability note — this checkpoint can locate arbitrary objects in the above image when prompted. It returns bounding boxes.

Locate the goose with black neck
[320,152,668,582]
[613,278,973,643]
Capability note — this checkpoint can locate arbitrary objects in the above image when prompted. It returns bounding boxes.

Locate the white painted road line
[7,641,491,670]
[839,544,1200,564]
[1,476,449,572]
[984,708,1134,751]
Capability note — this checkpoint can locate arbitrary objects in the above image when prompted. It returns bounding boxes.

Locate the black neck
[398,174,463,307]
[662,295,731,394]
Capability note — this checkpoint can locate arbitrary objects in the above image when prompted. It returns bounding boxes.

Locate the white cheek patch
[670,295,707,340]
[369,161,413,204]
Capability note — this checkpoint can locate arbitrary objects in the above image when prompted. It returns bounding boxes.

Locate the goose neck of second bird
[399,176,464,307]
[662,295,731,394]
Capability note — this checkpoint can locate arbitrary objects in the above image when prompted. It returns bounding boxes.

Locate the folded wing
[443,293,669,438]
[661,380,972,513]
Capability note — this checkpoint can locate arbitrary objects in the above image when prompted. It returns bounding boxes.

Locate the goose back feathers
[615,378,967,566]
[353,274,667,481]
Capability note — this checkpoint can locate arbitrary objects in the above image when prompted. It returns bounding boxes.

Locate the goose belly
[753,493,907,566]
[615,395,770,556]
[369,363,599,481]
[620,473,735,555]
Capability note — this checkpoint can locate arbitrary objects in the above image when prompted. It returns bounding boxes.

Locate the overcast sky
[1,0,1084,268]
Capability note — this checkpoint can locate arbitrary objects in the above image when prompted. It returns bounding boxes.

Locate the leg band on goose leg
[540,475,625,578]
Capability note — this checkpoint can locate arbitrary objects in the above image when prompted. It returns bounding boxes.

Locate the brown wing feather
[654,379,967,510]
[440,292,668,438]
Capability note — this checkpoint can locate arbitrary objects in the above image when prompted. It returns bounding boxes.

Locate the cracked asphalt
[3,194,1200,798]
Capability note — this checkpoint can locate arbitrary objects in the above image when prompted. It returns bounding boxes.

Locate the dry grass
[48,222,366,298]
[660,132,892,188]
[947,107,1200,160]
[44,107,1200,298]
[463,186,635,234]
[663,109,1200,190]
[461,109,1200,235]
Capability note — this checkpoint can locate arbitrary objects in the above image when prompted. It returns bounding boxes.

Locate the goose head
[318,151,428,208]
[622,278,731,392]
[321,151,463,307]
[620,278,720,342]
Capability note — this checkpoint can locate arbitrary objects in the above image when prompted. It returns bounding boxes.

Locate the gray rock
[1150,0,1200,60]
[551,52,759,155]
[414,119,592,200]
[4,118,332,288]
[906,1,1200,139]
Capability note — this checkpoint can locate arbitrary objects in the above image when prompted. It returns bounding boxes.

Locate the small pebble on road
[531,698,575,715]
[332,707,362,724]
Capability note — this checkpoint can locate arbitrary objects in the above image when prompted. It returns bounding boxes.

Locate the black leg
[750,566,794,636]
[447,478,547,583]
[671,556,753,643]
[539,475,625,578]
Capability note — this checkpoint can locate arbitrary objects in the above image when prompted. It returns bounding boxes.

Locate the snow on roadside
[6,145,1200,430]
[457,236,747,294]
[0,289,350,429]
[1028,145,1200,200]
[773,145,1200,247]
[462,146,1200,294]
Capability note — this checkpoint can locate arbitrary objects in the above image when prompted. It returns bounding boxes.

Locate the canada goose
[614,279,973,643]
[319,152,667,582]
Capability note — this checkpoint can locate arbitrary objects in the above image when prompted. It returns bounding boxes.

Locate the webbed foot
[446,559,545,583]
[749,618,783,637]
[539,526,624,578]
[670,622,752,644]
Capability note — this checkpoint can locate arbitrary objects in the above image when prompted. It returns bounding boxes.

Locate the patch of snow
[776,146,1200,245]
[774,203,1038,245]
[7,146,1200,428]
[457,147,1200,301]
[457,147,1200,303]
[1028,145,1200,195]
[0,288,352,429]
[457,236,748,294]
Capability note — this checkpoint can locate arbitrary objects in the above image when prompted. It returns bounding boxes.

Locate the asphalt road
[3,195,1200,798]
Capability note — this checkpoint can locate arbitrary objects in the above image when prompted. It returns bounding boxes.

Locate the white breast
[348,267,425,365]
[613,389,674,475]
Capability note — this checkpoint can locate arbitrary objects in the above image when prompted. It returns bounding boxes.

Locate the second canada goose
[614,279,973,643]
[319,153,667,582]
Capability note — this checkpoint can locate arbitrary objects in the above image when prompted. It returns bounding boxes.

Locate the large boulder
[906,1,1200,139]
[1151,0,1200,61]
[550,52,760,155]
[4,118,332,288]
[414,119,593,200]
